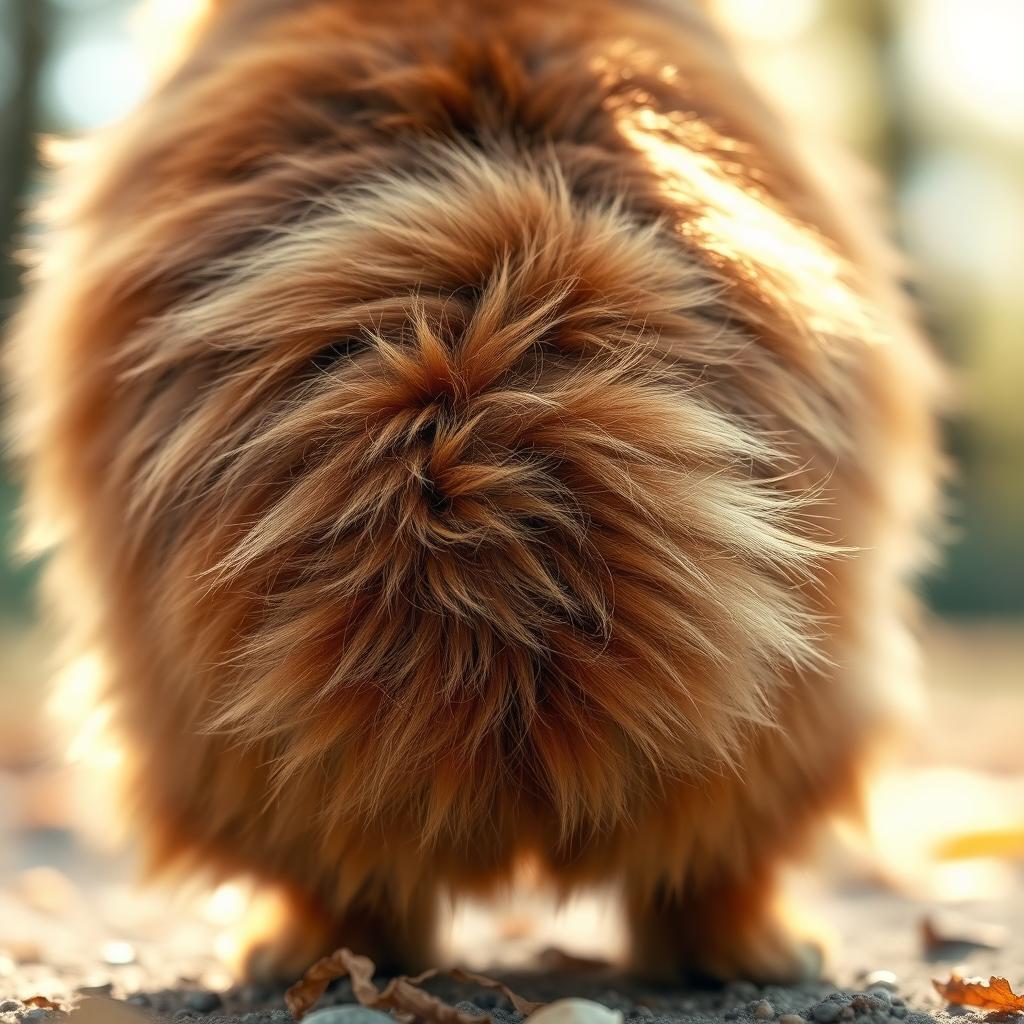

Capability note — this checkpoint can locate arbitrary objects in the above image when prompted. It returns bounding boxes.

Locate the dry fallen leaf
[922,915,1006,958]
[25,996,63,1010]
[286,947,545,1022]
[934,827,1024,862]
[933,975,1024,1013]
[285,947,377,1020]
[446,967,544,1017]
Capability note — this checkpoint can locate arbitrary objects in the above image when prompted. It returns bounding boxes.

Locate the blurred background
[0,0,1021,1008]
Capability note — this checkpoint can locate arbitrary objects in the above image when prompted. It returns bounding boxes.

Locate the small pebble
[0,1000,20,1012]
[102,941,137,967]
[634,1008,654,1019]
[305,1009,396,1024]
[22,1011,55,1023]
[811,1003,843,1023]
[780,1016,807,1024]
[864,971,898,991]
[848,995,870,1014]
[529,999,626,1024]
[185,991,223,1014]
[755,1000,775,1019]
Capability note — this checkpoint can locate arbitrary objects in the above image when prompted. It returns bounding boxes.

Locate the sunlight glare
[865,766,1024,900]
[617,107,875,345]
[712,0,822,43]
[204,882,250,927]
[905,0,1024,140]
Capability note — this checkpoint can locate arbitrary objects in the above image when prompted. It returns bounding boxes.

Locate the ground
[0,625,1022,1024]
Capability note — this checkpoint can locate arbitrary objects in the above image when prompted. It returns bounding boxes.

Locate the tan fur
[5,0,942,982]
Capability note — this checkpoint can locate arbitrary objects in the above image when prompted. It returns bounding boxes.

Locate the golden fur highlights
[5,0,942,984]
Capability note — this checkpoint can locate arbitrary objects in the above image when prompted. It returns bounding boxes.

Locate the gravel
[1,855,1022,1024]
[0,970,954,1024]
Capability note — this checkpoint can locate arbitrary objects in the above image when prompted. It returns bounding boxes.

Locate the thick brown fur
[5,0,942,984]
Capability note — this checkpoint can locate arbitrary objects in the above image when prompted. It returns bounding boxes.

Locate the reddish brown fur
[6,0,942,982]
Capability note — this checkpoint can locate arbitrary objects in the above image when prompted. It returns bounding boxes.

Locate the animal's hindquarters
[3,0,942,983]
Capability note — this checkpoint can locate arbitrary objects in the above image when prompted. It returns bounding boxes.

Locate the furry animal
[6,0,942,984]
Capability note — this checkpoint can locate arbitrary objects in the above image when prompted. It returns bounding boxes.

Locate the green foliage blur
[1,0,1021,623]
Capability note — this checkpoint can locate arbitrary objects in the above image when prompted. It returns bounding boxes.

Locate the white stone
[529,999,625,1024]
[304,1008,394,1024]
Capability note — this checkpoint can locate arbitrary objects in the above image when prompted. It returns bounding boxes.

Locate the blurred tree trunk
[1,0,47,319]
[1,0,47,619]
[848,0,908,183]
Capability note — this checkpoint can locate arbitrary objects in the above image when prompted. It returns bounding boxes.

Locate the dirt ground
[0,624,1022,1024]
[1,864,1023,1024]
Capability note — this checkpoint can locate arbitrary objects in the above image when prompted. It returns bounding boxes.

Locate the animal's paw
[689,921,823,986]
[235,886,436,984]
[235,890,339,984]
[628,892,823,987]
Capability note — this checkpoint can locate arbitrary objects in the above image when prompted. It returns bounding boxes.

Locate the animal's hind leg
[625,865,820,985]
[241,875,439,982]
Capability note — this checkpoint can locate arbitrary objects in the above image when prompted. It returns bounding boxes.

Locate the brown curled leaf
[286,948,376,1019]
[377,975,488,1024]
[933,975,1024,1013]
[25,996,63,1010]
[286,947,544,1022]
[345,947,389,1009]
[448,968,545,1016]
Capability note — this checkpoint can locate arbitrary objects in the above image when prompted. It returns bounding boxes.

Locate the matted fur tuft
[5,0,942,983]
